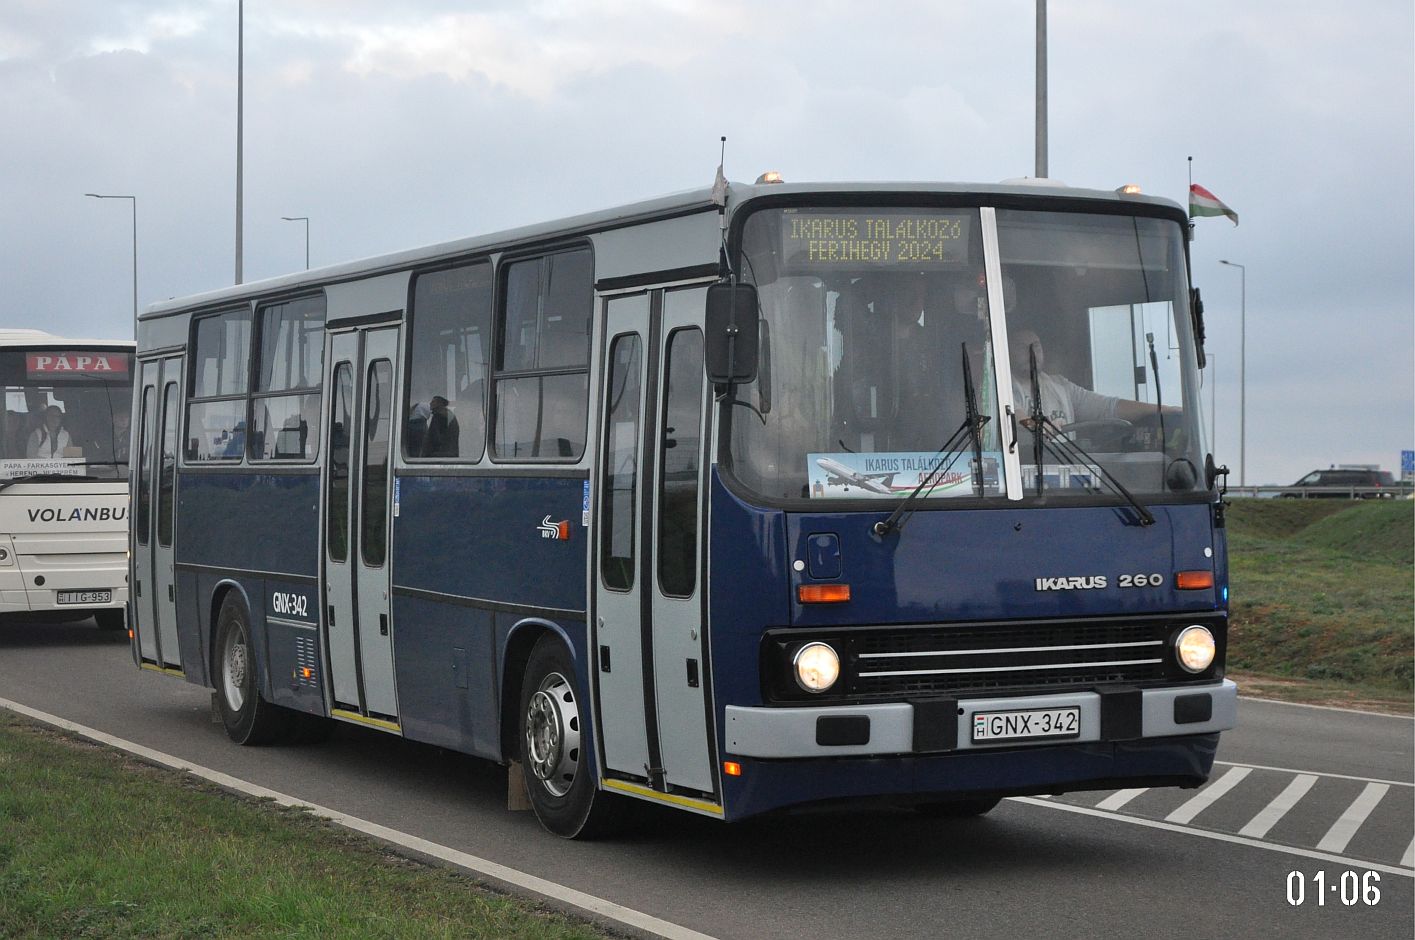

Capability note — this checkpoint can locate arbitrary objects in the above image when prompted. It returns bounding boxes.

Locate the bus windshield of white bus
[730,205,1205,503]
[0,348,135,480]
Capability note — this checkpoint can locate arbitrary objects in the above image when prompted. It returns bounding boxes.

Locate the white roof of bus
[0,330,133,348]
[141,178,1183,320]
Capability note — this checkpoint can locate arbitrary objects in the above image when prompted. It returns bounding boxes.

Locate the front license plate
[57,590,112,605]
[972,706,1080,743]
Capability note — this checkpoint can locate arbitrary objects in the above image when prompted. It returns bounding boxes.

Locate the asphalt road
[2,618,1411,940]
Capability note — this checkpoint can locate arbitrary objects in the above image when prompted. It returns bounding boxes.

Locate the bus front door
[134,355,183,671]
[594,287,715,798]
[322,326,400,728]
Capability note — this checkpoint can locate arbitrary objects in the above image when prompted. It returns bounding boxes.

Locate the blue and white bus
[131,178,1235,837]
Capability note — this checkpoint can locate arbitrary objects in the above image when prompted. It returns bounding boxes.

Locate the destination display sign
[26,353,129,377]
[781,211,971,267]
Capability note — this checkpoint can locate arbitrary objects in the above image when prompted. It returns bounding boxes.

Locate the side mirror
[704,282,759,386]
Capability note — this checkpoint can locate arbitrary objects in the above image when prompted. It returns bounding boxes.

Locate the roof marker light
[1116,183,1142,195]
[756,170,785,184]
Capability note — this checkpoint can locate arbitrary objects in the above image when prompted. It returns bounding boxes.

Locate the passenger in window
[1010,330,1177,429]
[85,406,130,463]
[27,405,72,458]
[405,400,430,456]
[421,395,460,457]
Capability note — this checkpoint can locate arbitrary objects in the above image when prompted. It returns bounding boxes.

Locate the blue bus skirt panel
[391,473,590,760]
[173,472,321,701]
[719,734,1219,821]
[392,474,588,613]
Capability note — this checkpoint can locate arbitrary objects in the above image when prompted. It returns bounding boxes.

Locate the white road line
[1403,838,1414,869]
[1095,788,1147,812]
[1238,696,1414,720]
[1237,774,1317,839]
[1214,760,1413,788]
[1316,782,1390,854]
[1165,766,1251,825]
[0,698,718,940]
[1009,797,1414,878]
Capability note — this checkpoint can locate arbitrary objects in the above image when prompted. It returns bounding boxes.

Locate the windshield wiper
[1024,345,1154,526]
[873,344,990,537]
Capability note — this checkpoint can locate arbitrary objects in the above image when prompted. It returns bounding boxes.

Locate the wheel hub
[222,630,247,711]
[525,672,580,797]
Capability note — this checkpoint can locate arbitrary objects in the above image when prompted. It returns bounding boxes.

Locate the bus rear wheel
[214,595,289,745]
[518,636,622,839]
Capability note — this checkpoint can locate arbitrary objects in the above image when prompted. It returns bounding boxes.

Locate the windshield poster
[807,452,1001,499]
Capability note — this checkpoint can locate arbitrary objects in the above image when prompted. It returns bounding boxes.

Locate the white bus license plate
[57,590,112,605]
[972,706,1080,743]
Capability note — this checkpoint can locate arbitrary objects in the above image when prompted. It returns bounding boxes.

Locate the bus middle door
[322,326,400,729]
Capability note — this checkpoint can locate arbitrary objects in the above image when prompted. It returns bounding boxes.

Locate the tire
[213,595,290,745]
[518,636,623,838]
[95,608,126,631]
[913,796,1001,818]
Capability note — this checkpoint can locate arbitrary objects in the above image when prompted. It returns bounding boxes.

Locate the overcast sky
[2,0,1410,484]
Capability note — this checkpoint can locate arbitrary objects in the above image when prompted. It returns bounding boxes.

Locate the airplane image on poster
[807,452,1001,500]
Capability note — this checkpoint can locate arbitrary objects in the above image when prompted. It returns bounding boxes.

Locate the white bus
[0,330,135,630]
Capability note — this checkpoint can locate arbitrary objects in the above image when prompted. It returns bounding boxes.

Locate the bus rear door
[133,356,182,672]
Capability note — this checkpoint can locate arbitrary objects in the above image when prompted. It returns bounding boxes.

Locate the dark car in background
[1284,468,1398,498]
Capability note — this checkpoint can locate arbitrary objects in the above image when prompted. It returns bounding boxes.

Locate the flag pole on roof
[711,136,729,208]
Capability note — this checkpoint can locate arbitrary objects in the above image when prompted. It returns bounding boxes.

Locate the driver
[1009,329,1176,430]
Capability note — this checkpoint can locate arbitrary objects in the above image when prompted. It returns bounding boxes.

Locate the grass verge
[0,713,610,940]
[1226,499,1413,714]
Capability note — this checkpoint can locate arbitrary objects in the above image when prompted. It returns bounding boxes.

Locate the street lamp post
[85,193,138,340]
[281,216,310,269]
[1219,260,1246,485]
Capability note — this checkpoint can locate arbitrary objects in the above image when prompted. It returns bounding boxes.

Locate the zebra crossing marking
[1165,766,1251,824]
[1237,773,1317,839]
[1316,782,1390,854]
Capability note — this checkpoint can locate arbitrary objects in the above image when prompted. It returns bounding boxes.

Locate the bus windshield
[729,205,1205,503]
[0,347,135,480]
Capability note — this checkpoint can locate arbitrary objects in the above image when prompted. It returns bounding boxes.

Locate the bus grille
[849,621,1171,698]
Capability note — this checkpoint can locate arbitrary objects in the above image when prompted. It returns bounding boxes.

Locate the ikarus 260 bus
[130,177,1235,837]
[0,331,134,631]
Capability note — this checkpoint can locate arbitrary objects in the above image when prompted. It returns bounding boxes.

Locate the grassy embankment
[0,713,608,940]
[1225,499,1413,711]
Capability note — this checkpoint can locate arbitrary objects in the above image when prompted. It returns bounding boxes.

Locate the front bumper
[724,679,1236,758]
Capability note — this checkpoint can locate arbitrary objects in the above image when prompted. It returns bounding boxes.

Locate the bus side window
[406,261,492,461]
[492,248,591,461]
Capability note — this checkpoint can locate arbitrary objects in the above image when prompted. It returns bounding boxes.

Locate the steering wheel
[1058,419,1133,436]
[1055,419,1133,451]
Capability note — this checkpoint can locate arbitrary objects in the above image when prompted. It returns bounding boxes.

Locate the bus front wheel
[213,595,289,745]
[518,636,622,839]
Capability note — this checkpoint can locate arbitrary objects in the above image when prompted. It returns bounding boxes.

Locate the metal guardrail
[1225,485,1414,500]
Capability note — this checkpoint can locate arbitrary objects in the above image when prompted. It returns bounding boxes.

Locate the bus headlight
[793,642,840,693]
[1175,625,1216,673]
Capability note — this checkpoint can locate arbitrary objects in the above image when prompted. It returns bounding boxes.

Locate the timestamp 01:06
[1286,870,1381,906]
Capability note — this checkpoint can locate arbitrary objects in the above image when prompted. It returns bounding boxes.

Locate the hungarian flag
[1189,184,1239,225]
